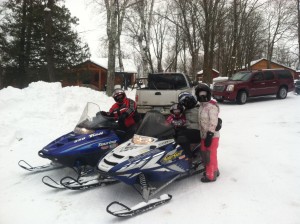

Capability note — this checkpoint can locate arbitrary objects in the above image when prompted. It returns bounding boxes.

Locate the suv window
[278,70,292,79]
[264,71,275,80]
[252,72,264,81]
[230,72,252,81]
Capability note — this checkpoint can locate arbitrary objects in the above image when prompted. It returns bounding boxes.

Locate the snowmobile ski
[106,194,172,217]
[177,166,205,181]
[60,175,119,190]
[41,168,95,189]
[41,167,100,190]
[42,176,66,189]
[18,160,63,172]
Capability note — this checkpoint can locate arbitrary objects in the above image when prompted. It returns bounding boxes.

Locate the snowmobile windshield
[136,110,175,139]
[74,102,118,134]
[229,72,252,81]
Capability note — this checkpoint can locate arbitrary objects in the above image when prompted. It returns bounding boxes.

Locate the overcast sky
[64,0,105,58]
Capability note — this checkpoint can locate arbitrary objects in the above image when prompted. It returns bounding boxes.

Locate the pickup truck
[135,72,195,116]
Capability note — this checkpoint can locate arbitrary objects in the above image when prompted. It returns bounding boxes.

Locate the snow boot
[202,170,220,177]
[201,176,216,183]
[201,170,220,183]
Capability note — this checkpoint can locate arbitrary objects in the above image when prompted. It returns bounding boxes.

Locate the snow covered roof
[242,58,296,71]
[197,69,220,75]
[89,57,137,73]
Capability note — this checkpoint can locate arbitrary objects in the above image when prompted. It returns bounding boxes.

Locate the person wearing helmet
[195,83,220,183]
[99,88,141,140]
[176,92,201,162]
[166,103,186,129]
[178,92,199,130]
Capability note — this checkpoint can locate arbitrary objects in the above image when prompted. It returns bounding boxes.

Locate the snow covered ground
[0,81,299,224]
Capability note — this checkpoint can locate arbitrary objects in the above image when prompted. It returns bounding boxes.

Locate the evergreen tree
[0,0,90,88]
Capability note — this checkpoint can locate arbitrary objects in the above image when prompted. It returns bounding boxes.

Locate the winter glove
[97,111,113,117]
[204,131,214,147]
[215,118,222,131]
[118,112,128,123]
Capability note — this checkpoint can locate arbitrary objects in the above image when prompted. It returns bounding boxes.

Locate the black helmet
[112,88,126,103]
[195,83,211,102]
[170,103,184,116]
[178,92,197,109]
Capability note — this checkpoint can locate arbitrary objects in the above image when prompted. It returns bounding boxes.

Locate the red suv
[212,69,295,104]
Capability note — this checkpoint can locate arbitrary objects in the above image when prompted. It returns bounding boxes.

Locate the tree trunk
[298,0,300,65]
[105,0,118,96]
[116,0,125,73]
[231,0,238,76]
[191,50,199,81]
[137,0,152,77]
[144,0,155,73]
[174,24,179,71]
[202,29,211,84]
[201,0,222,84]
[45,0,56,82]
[18,0,27,88]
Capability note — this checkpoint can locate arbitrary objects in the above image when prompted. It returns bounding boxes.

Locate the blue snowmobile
[18,102,132,190]
[97,110,204,217]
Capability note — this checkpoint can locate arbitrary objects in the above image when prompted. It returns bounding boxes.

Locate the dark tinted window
[148,73,187,90]
[175,74,188,89]
[252,72,264,81]
[277,70,292,79]
[264,71,275,80]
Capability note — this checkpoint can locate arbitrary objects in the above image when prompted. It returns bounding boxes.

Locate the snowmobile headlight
[74,127,94,135]
[132,135,154,145]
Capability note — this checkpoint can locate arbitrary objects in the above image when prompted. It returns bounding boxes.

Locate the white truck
[135,72,196,116]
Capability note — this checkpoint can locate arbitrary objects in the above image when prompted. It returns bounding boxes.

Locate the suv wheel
[276,87,287,99]
[237,91,247,104]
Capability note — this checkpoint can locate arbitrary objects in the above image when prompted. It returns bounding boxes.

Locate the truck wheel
[276,87,287,99]
[236,91,247,104]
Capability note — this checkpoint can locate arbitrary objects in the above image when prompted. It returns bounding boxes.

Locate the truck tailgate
[136,88,191,106]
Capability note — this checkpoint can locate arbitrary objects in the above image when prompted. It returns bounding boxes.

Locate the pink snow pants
[200,137,219,181]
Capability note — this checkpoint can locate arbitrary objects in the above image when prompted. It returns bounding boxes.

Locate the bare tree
[125,0,155,77]
[104,0,118,95]
[164,21,182,72]
[265,0,292,68]
[116,0,131,72]
[151,6,170,72]
[297,0,300,65]
[163,1,188,73]
[199,0,226,84]
[215,0,263,77]
[242,11,265,69]
[99,0,129,95]
[172,0,202,80]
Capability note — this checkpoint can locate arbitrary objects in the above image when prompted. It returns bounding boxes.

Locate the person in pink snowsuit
[195,83,220,182]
